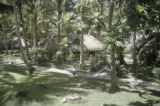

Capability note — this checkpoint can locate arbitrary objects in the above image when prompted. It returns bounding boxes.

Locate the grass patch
[0,64,159,106]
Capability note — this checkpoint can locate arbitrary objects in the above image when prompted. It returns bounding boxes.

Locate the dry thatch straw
[72,34,105,52]
[43,38,58,59]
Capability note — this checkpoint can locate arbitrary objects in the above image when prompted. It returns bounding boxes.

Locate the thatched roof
[0,37,26,49]
[72,34,105,52]
[43,38,58,55]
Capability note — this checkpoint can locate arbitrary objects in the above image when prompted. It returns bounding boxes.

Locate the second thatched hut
[72,34,105,58]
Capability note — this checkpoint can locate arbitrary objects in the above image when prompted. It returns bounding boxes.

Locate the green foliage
[103,22,130,50]
[0,66,11,81]
[54,50,64,65]
[0,55,2,62]
[73,0,101,33]
[60,37,69,46]
[136,66,154,77]
[126,1,144,30]
[89,54,106,72]
[30,48,49,66]
[116,64,126,77]
[63,12,73,23]
[55,37,74,64]
[152,68,160,79]
[73,63,81,71]
[66,50,74,63]
[126,0,160,29]
[135,4,145,13]
[0,71,16,82]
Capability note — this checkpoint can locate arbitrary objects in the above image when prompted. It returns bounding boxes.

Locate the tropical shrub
[54,50,64,65]
[152,68,160,79]
[66,50,74,63]
[54,37,74,64]
[89,54,107,72]
[31,48,50,66]
[116,64,126,77]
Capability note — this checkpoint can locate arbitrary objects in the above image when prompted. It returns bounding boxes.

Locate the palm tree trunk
[45,22,49,41]
[4,32,8,55]
[108,0,118,91]
[13,0,28,66]
[111,46,118,91]
[32,15,37,48]
[98,0,103,15]
[116,0,125,65]
[57,3,61,43]
[14,0,35,76]
[100,2,103,15]
[11,34,14,53]
[2,13,9,55]
[19,2,31,60]
[133,30,137,67]
[117,47,125,64]
[58,23,61,43]
[80,33,84,67]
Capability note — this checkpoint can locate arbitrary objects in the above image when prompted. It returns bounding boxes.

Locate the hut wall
[73,51,96,60]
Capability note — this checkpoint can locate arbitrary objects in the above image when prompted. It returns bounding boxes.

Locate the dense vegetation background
[0,0,160,106]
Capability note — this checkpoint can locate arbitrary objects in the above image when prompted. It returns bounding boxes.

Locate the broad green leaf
[63,12,72,22]
[93,12,100,17]
[136,4,145,13]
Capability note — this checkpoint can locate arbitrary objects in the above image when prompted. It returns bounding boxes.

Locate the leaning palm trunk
[3,32,8,54]
[19,3,31,61]
[31,15,37,48]
[13,0,27,63]
[13,0,34,75]
[2,13,9,54]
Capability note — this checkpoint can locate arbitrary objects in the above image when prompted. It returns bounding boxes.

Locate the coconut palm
[13,0,27,63]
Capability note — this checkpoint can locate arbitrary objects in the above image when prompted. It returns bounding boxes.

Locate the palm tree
[13,0,26,60]
[57,0,63,43]
[23,0,41,48]
[1,13,9,54]
[108,0,118,91]
[126,0,143,68]
[18,0,31,60]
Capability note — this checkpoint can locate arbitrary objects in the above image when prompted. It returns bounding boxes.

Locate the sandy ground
[1,56,159,87]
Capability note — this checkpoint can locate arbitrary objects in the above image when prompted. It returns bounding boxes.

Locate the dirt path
[34,65,111,80]
[2,56,159,87]
[1,56,110,79]
[34,65,160,88]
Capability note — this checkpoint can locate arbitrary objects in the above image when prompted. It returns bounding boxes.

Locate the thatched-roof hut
[72,34,105,53]
[43,35,104,60]
[0,37,27,50]
[43,38,58,60]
